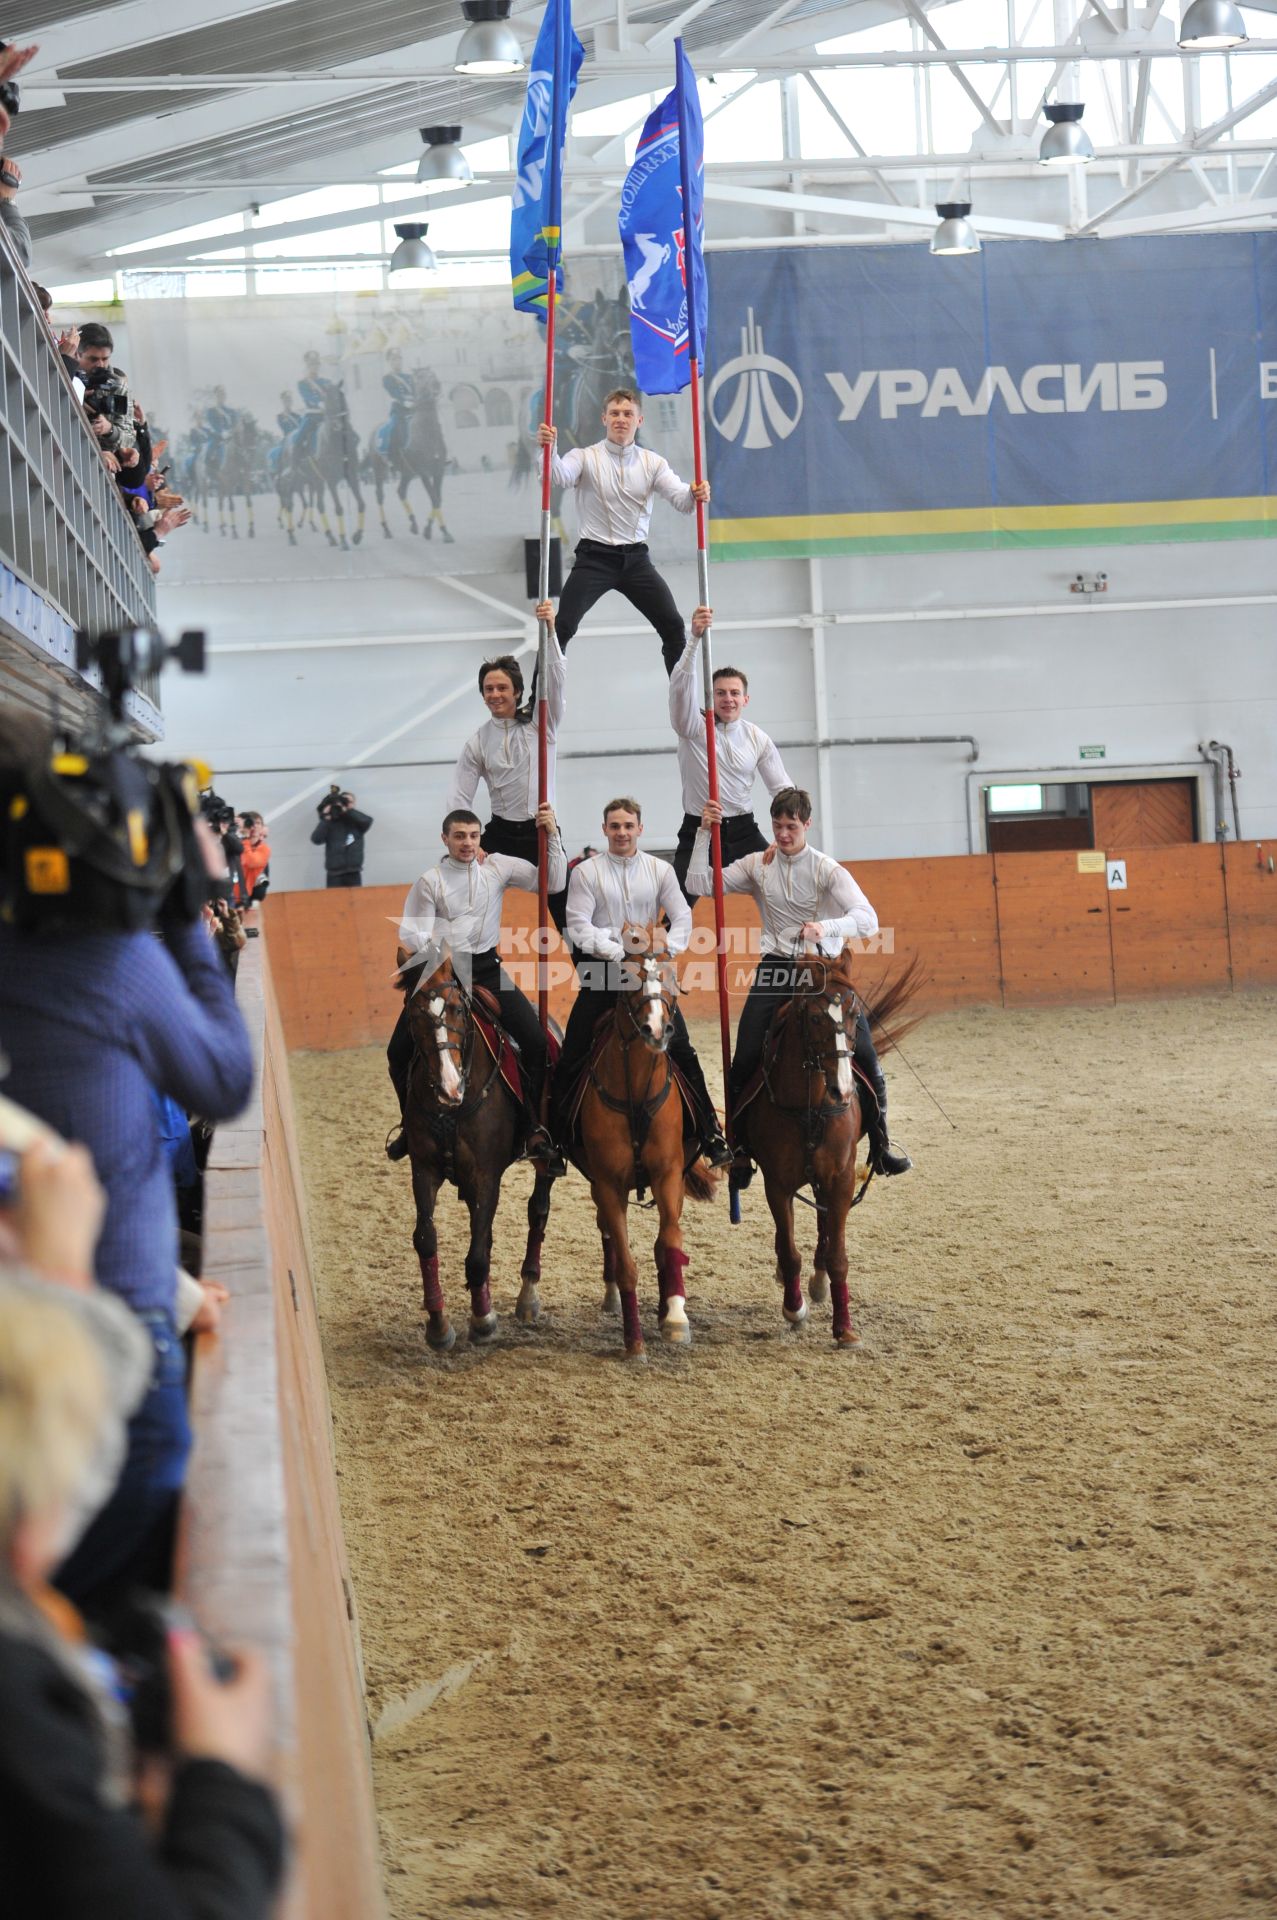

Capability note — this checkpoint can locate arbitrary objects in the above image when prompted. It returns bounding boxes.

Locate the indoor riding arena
[3,0,1276,1915]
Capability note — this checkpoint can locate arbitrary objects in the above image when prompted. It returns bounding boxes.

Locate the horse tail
[683,1157,722,1203]
[858,955,927,1056]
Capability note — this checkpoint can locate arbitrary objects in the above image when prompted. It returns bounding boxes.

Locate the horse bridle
[408,972,475,1107]
[617,952,680,1054]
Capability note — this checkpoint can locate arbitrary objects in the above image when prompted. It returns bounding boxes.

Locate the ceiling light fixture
[930,202,981,256]
[416,126,474,189]
[1039,102,1094,165]
[1178,0,1247,46]
[455,0,524,75]
[389,222,437,274]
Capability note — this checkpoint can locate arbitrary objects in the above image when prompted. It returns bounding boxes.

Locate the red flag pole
[537,267,557,1048]
[688,357,735,1212]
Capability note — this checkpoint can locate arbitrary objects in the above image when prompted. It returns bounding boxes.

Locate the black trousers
[550,961,716,1140]
[672,810,768,902]
[388,947,548,1112]
[481,814,568,935]
[556,539,686,676]
[729,959,886,1114]
[326,870,362,888]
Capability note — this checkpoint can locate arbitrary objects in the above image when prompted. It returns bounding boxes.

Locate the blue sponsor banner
[704,235,1277,555]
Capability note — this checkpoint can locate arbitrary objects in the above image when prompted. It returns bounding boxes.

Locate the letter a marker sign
[1107,860,1128,890]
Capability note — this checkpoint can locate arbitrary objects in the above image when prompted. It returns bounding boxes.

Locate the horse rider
[292,349,342,463]
[687,785,913,1186]
[536,388,709,676]
[375,347,414,464]
[200,385,237,483]
[448,601,569,934]
[269,390,302,481]
[550,795,732,1170]
[670,604,793,900]
[386,802,566,1175]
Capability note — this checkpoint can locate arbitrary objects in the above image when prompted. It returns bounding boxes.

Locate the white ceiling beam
[1099,193,1277,233]
[23,0,299,79]
[705,177,1067,238]
[898,0,1011,137]
[1075,71,1277,232]
[801,73,903,205]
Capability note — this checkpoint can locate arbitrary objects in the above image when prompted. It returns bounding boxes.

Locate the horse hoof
[441,528,455,544]
[425,1318,456,1352]
[469,1312,498,1343]
[783,1300,809,1327]
[601,1281,621,1316]
[833,1327,861,1348]
[325,533,337,548]
[339,537,349,550]
[423,523,433,540]
[382,527,393,540]
[808,1273,830,1305]
[660,1316,692,1345]
[514,1285,541,1327]
[352,531,363,546]
[248,528,255,540]
[623,1341,647,1363]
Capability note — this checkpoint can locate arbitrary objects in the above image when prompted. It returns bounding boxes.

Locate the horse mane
[847,953,927,1057]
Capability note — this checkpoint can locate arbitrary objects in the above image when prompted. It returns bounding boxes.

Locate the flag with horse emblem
[510,0,585,316]
[618,42,708,393]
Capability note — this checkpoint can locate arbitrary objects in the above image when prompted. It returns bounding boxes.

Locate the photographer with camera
[0,687,254,1614]
[0,1137,285,1916]
[0,153,30,269]
[310,785,373,889]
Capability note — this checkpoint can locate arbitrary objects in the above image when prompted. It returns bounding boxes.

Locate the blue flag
[618,41,708,393]
[511,0,584,316]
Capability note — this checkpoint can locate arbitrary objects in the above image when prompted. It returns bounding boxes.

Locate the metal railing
[0,226,159,723]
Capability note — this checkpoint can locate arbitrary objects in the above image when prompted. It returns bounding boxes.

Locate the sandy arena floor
[290,994,1276,1920]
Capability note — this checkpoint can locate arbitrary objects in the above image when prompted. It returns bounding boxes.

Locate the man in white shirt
[551,795,731,1168]
[448,599,569,933]
[688,786,912,1184]
[387,802,567,1173]
[670,604,792,900]
[536,389,709,676]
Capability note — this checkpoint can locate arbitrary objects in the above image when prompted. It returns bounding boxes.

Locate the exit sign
[1079,744,1106,760]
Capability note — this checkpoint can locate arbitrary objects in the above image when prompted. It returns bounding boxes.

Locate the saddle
[469,985,560,1109]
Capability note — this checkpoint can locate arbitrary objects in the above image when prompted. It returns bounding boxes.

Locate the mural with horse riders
[123,266,689,583]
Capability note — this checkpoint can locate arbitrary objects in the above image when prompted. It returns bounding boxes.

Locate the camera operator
[0,1140,285,1917]
[310,785,373,889]
[0,718,254,1612]
[201,793,245,907]
[0,151,29,269]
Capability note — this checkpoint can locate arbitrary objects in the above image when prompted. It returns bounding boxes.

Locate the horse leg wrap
[469,1279,493,1321]
[830,1278,854,1339]
[621,1288,643,1350]
[780,1263,804,1317]
[659,1245,689,1303]
[419,1252,444,1314]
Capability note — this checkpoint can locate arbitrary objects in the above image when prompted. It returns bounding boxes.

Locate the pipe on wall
[1206,741,1242,841]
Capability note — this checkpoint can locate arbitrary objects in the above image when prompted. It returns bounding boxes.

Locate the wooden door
[1091,779,1195,848]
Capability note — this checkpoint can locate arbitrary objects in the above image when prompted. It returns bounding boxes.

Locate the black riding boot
[385,1009,412,1160]
[856,1019,912,1176]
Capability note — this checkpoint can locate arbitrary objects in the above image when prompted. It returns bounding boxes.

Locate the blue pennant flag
[510,0,585,316]
[617,40,708,393]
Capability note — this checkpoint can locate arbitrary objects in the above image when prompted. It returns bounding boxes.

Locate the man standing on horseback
[670,604,792,900]
[386,802,566,1174]
[449,601,569,932]
[552,796,732,1169]
[536,390,708,675]
[688,786,913,1184]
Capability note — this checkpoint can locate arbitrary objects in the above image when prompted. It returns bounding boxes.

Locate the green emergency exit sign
[1079,744,1106,760]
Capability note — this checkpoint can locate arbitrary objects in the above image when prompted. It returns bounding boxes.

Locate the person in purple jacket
[0,725,254,1612]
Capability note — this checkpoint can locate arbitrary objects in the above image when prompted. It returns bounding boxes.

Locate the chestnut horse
[400,947,553,1351]
[736,952,921,1346]
[571,926,718,1360]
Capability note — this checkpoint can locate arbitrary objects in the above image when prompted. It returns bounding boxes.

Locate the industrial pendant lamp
[455,0,524,75]
[1039,103,1094,165]
[1178,0,1247,44]
[389,223,437,275]
[416,126,473,188]
[930,202,981,256]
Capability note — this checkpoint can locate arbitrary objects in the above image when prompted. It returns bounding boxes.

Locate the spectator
[310,787,373,889]
[0,1140,285,1918]
[0,154,30,268]
[0,723,255,1611]
[237,813,270,928]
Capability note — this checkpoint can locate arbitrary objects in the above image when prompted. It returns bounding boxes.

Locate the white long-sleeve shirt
[399,841,566,956]
[686,831,877,959]
[669,634,792,816]
[448,628,566,820]
[566,850,691,964]
[550,438,694,545]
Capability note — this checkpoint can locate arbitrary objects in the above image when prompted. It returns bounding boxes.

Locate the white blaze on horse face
[642,958,665,1042]
[428,992,462,1103]
[828,1002,852,1099]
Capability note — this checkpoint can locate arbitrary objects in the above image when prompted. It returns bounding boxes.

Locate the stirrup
[385,1123,410,1162]
[728,1147,755,1191]
[525,1125,567,1180]
[869,1134,912,1176]
[702,1130,734,1170]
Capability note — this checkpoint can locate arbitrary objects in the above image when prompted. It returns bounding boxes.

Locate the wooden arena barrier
[264,842,1277,1053]
[176,940,387,1920]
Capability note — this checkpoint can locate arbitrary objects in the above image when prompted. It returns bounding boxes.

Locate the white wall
[155,529,1277,893]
